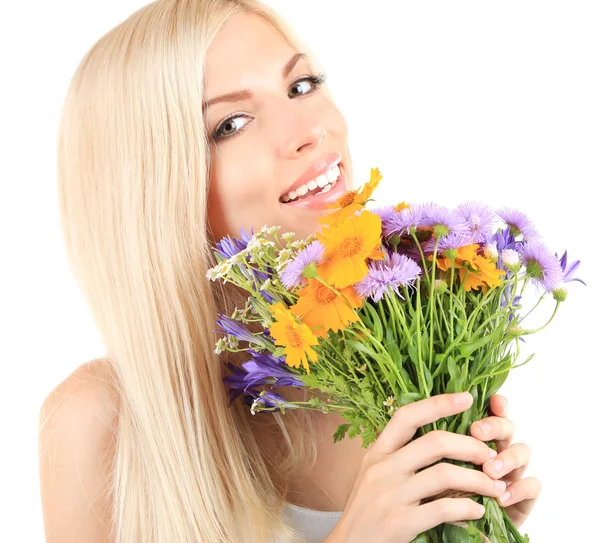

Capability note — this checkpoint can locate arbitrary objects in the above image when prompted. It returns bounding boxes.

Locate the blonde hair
[56,0,337,541]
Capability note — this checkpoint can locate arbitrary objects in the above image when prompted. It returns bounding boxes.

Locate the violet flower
[355,252,422,302]
[497,208,539,241]
[456,202,498,243]
[518,241,563,292]
[280,240,325,290]
[556,250,586,286]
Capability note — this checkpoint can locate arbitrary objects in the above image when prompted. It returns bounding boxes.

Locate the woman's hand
[469,394,542,529]
[325,392,509,543]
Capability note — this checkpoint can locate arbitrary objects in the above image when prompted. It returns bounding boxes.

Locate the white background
[1,1,599,541]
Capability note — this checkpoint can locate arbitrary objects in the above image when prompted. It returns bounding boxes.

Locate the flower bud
[301,261,318,279]
[442,248,458,261]
[501,249,521,271]
[388,234,401,250]
[434,279,448,293]
[484,242,499,262]
[506,325,523,338]
[552,287,567,302]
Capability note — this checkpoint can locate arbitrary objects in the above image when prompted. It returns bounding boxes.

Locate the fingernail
[499,490,511,504]
[455,392,472,405]
[502,396,508,409]
[489,448,498,458]
[492,459,503,472]
[476,421,491,434]
[495,480,507,492]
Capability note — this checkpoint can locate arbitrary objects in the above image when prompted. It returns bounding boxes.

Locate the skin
[204,11,541,531]
[204,12,353,243]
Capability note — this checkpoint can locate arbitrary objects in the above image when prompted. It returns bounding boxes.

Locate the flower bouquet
[206,168,584,542]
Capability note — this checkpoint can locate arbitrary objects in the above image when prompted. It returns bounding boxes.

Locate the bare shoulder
[38,358,120,543]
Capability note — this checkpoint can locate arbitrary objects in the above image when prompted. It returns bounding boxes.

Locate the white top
[280,501,343,543]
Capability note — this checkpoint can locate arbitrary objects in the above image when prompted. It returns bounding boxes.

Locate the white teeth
[316,173,329,188]
[281,161,342,202]
[326,165,339,182]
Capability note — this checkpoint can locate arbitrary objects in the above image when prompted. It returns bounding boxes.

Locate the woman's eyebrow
[202,52,308,112]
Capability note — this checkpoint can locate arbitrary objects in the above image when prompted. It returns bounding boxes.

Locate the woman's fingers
[402,462,508,504]
[498,477,542,528]
[470,415,515,453]
[390,430,497,474]
[489,394,509,418]
[483,442,531,483]
[405,498,486,539]
[369,392,473,458]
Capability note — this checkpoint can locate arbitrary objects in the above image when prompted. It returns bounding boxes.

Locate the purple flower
[497,208,539,240]
[280,240,325,290]
[371,205,397,224]
[518,241,563,292]
[355,252,422,302]
[215,314,272,350]
[384,204,426,237]
[456,202,498,243]
[420,203,470,238]
[422,232,475,254]
[223,350,305,408]
[215,227,253,259]
[490,227,525,274]
[556,250,586,286]
[250,391,300,414]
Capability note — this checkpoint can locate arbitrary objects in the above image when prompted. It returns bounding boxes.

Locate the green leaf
[422,364,434,395]
[458,334,494,357]
[442,523,472,543]
[346,340,379,359]
[399,391,426,406]
[348,424,361,439]
[333,423,351,443]
[360,301,383,342]
[410,534,428,543]
[331,373,350,394]
[446,356,462,393]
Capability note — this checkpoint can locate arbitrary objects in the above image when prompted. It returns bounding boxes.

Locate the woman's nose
[275,106,327,158]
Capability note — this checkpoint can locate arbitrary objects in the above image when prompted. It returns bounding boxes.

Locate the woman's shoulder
[41,357,120,422]
[38,358,119,542]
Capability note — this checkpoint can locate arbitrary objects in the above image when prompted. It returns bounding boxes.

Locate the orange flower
[268,302,319,374]
[395,202,410,212]
[317,209,385,289]
[437,244,506,292]
[319,167,383,226]
[291,279,362,338]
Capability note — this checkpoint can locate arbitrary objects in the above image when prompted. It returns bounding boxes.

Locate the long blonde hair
[56,0,336,541]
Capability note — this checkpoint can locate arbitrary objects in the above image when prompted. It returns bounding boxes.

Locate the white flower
[260,279,272,291]
[483,242,499,262]
[383,395,396,407]
[501,249,521,270]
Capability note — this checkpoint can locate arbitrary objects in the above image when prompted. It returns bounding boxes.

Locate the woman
[39,1,541,542]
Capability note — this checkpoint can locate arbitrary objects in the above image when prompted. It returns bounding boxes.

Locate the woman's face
[204,12,354,243]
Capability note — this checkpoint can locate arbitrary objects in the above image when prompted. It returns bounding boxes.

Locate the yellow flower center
[315,284,337,305]
[285,326,303,348]
[339,236,362,258]
[337,191,357,208]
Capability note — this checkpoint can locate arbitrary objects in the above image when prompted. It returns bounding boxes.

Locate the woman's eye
[211,72,327,142]
[213,115,251,140]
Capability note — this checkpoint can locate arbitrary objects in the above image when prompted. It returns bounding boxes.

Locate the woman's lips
[281,163,348,210]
